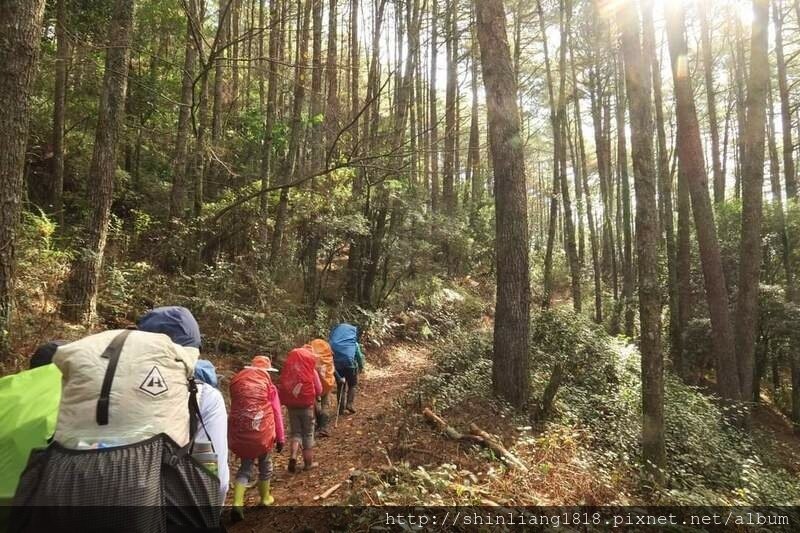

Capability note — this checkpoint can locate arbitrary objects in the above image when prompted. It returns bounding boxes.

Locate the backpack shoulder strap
[95,330,133,426]
[188,377,215,454]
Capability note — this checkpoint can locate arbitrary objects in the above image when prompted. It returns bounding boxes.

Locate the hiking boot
[345,385,357,414]
[232,483,246,522]
[302,449,318,470]
[257,480,274,506]
[317,427,330,438]
[288,458,297,473]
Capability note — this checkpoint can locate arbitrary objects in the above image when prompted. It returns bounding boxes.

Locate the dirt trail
[227,341,432,528]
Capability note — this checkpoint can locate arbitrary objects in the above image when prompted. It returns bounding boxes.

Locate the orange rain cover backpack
[305,339,335,395]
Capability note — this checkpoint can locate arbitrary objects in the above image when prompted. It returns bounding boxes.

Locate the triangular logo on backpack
[139,365,169,397]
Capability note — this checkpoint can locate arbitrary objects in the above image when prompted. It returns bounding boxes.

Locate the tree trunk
[774,0,797,201]
[269,0,312,269]
[539,0,579,312]
[210,0,232,198]
[302,0,324,305]
[61,0,135,324]
[735,0,769,416]
[618,0,664,484]
[345,0,362,299]
[169,18,197,220]
[556,1,580,313]
[429,0,440,213]
[644,1,680,376]
[570,37,601,323]
[324,0,339,156]
[699,0,724,205]
[616,51,634,337]
[475,0,530,407]
[665,1,741,404]
[732,17,747,200]
[258,0,282,260]
[0,0,47,357]
[468,16,482,221]
[51,0,69,225]
[767,74,794,303]
[442,0,457,215]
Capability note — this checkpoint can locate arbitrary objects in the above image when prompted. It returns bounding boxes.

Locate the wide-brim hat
[252,355,278,372]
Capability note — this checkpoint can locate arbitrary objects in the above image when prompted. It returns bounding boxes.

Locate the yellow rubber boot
[232,483,246,522]
[258,480,274,506]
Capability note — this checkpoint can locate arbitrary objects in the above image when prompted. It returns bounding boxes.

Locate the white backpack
[53,329,199,448]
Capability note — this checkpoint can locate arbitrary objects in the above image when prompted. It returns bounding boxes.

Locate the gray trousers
[235,453,273,484]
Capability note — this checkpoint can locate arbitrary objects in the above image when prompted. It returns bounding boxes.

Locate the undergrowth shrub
[415,308,800,505]
[389,276,486,340]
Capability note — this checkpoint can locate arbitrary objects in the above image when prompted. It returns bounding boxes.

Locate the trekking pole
[334,381,348,429]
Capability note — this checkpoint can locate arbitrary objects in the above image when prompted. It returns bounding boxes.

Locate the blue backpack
[329,323,357,367]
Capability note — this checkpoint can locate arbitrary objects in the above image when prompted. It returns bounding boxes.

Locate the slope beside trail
[227,341,432,529]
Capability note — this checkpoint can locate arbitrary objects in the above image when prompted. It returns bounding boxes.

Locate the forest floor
[224,340,434,530]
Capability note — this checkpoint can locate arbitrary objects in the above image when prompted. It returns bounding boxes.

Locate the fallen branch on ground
[313,482,343,501]
[469,423,529,472]
[422,408,484,444]
[421,408,528,471]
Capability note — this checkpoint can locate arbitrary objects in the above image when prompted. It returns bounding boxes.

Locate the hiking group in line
[2,306,366,531]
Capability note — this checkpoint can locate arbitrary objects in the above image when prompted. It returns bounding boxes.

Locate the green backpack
[0,364,61,504]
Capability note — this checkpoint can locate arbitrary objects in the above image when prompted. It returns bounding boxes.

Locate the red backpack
[278,348,318,408]
[228,367,277,459]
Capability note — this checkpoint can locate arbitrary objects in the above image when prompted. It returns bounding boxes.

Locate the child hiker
[304,338,337,437]
[278,347,322,472]
[228,356,285,522]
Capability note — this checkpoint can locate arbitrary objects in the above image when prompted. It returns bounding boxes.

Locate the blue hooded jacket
[137,306,202,348]
[194,360,219,388]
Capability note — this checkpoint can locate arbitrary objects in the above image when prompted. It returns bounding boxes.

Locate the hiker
[138,307,230,501]
[329,323,366,414]
[1,346,62,509]
[190,359,230,500]
[11,305,224,532]
[278,347,322,472]
[303,338,337,437]
[228,355,284,522]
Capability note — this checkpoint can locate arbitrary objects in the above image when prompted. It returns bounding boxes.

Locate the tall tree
[665,0,741,404]
[51,0,70,224]
[60,0,135,324]
[169,16,197,219]
[475,0,530,407]
[735,0,769,415]
[467,14,482,220]
[429,0,441,213]
[269,0,313,268]
[259,0,282,257]
[773,0,797,201]
[442,0,458,214]
[616,51,634,337]
[644,0,680,375]
[570,34,602,323]
[0,0,47,357]
[699,0,724,204]
[557,0,581,313]
[619,0,665,484]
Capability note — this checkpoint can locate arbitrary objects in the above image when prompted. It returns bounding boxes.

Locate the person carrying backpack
[328,323,365,414]
[303,339,337,437]
[11,305,224,532]
[228,355,284,522]
[278,347,322,472]
[137,307,230,502]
